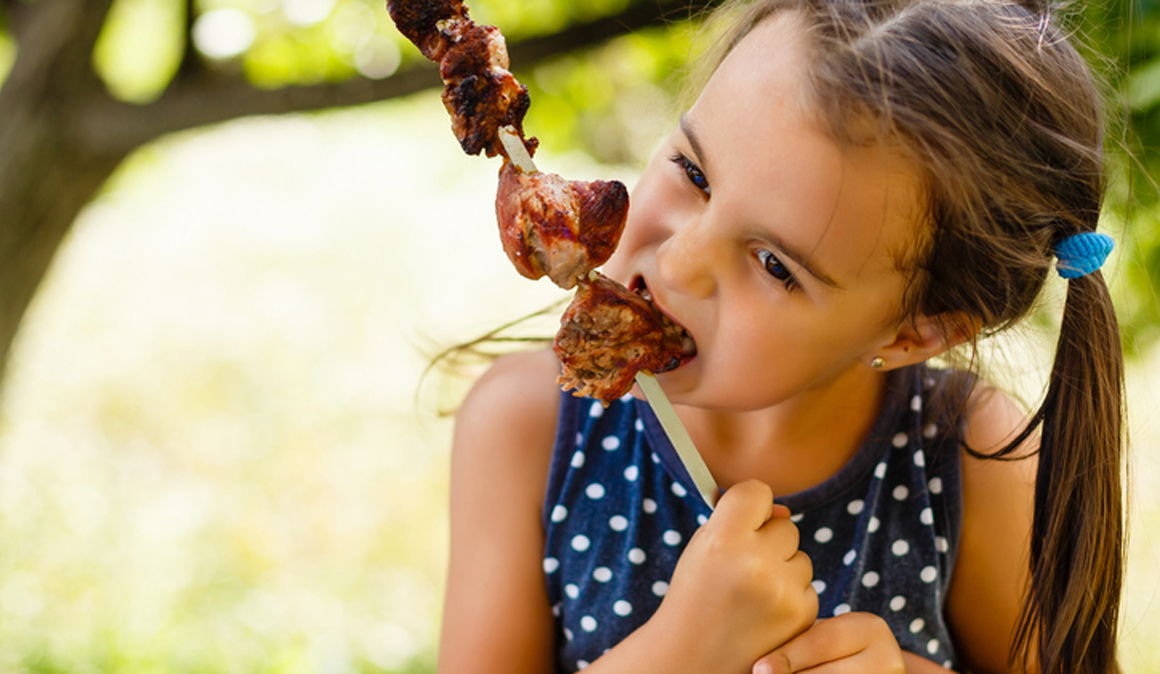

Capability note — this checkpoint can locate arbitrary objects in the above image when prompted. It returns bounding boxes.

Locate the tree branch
[175,0,207,83]
[71,63,440,153]
[71,0,722,154]
[507,0,721,63]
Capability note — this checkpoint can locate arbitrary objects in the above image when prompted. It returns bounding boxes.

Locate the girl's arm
[946,387,1038,674]
[437,350,562,674]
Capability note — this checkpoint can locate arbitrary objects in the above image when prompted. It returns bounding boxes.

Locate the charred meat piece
[440,28,531,156]
[386,0,467,61]
[496,159,629,289]
[554,273,688,403]
[387,0,532,156]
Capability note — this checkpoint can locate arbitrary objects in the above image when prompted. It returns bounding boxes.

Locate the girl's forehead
[687,14,927,286]
[702,12,815,119]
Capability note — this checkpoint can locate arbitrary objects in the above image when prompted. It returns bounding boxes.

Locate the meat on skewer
[387,0,693,402]
[387,0,532,157]
[554,272,692,403]
[385,0,465,61]
[388,0,630,290]
[496,158,629,289]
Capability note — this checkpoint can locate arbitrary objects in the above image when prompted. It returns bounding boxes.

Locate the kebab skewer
[386,0,715,506]
[499,131,716,507]
[498,126,691,402]
[386,0,694,403]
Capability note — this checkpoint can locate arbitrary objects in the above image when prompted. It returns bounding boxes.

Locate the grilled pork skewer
[499,131,689,402]
[387,0,694,405]
[387,0,531,157]
[495,132,628,290]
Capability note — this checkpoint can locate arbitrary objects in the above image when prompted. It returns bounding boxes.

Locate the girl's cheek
[604,185,664,280]
[627,174,687,247]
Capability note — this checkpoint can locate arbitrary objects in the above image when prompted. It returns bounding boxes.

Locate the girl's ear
[867,313,980,370]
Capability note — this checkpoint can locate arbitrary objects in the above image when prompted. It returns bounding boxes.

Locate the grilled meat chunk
[554,273,687,403]
[496,159,629,289]
[387,0,531,156]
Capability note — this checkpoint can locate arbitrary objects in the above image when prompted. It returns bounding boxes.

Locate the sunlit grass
[0,94,1155,672]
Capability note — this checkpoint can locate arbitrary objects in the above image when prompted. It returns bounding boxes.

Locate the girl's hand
[648,479,817,673]
[750,612,908,674]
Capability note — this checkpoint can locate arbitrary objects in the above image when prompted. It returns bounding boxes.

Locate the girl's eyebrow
[765,233,844,290]
[680,114,843,290]
[678,113,710,174]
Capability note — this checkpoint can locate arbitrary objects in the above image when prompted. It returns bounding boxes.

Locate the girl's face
[604,13,929,411]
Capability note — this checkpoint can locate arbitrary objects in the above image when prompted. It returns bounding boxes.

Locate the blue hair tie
[1054,232,1114,279]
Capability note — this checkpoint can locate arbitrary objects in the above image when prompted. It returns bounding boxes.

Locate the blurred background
[0,0,1157,672]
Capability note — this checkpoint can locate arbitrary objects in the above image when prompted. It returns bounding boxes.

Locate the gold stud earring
[870,357,886,369]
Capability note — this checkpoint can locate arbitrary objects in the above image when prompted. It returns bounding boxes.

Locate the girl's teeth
[682,335,697,356]
[640,289,652,302]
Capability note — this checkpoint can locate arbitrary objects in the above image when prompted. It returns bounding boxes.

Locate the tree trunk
[0,0,125,393]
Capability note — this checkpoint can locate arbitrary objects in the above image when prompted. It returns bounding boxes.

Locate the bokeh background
[0,1,1157,672]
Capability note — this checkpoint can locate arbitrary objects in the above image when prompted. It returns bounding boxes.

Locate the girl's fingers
[713,479,776,531]
[752,613,905,674]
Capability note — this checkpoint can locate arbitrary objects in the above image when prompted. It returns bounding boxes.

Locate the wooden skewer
[499,123,718,509]
[634,372,719,509]
[498,126,537,173]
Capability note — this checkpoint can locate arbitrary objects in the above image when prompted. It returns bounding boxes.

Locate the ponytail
[705,1,1126,669]
[1002,270,1125,673]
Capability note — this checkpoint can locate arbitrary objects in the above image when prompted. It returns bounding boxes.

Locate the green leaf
[0,30,14,88]
[1127,57,1160,111]
[93,0,186,103]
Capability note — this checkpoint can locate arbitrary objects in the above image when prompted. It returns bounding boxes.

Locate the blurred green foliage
[84,0,704,163]
[1,1,1160,672]
[1076,0,1160,350]
[64,0,1160,349]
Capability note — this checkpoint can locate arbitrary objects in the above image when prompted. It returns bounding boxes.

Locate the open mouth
[630,276,698,362]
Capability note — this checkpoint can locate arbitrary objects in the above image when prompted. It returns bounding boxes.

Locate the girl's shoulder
[441,350,563,672]
[458,348,562,432]
[946,383,1038,673]
[959,384,1039,512]
[452,349,562,503]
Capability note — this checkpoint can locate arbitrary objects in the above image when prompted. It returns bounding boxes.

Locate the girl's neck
[678,366,891,497]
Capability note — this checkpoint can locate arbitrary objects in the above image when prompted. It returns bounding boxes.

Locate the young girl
[437,1,1125,672]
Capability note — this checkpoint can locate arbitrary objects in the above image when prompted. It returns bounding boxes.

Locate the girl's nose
[654,217,719,299]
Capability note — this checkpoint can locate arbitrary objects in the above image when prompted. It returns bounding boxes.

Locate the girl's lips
[630,276,698,360]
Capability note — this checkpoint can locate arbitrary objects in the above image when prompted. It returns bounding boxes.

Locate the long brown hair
[706,0,1125,671]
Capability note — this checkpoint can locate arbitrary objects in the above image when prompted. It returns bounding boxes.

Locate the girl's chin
[654,353,701,392]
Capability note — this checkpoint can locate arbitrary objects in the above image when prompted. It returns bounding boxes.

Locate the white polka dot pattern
[542,366,965,672]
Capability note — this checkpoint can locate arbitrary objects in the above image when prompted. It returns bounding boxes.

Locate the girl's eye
[670,154,710,196]
[756,249,799,292]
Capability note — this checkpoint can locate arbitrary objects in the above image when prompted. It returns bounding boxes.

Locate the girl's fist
[651,480,818,672]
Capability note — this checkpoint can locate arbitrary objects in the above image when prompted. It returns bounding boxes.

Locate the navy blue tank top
[542,364,968,672]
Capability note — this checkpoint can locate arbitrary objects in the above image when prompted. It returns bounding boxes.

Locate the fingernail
[753,662,774,674]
